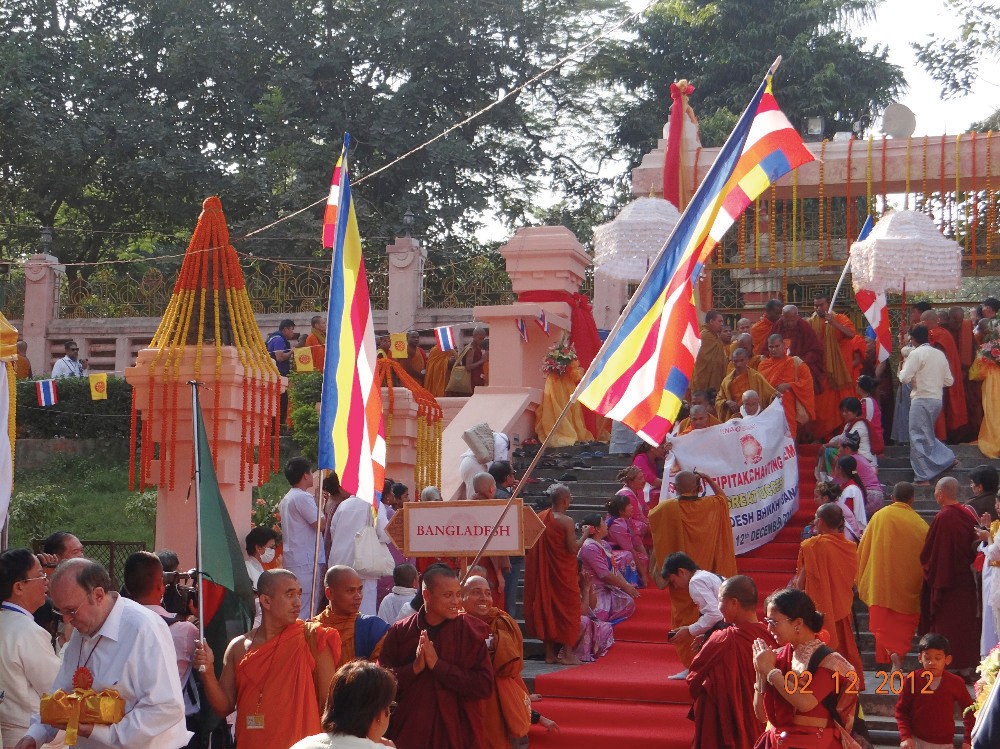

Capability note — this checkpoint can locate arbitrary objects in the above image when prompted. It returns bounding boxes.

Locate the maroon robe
[688,621,776,749]
[379,608,495,749]
[919,503,981,670]
[760,318,826,393]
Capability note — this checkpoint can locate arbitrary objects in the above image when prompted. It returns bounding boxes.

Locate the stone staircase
[509,439,990,747]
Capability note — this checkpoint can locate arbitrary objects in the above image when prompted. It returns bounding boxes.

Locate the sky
[860,0,996,135]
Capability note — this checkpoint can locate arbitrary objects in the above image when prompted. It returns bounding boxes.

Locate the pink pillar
[385,235,426,333]
[125,347,257,568]
[592,268,630,330]
[22,254,64,376]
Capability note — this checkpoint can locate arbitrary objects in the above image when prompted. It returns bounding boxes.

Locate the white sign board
[399,500,527,557]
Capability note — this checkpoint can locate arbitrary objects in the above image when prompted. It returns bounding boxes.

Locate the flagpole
[829,215,873,314]
[311,469,326,616]
[188,381,207,671]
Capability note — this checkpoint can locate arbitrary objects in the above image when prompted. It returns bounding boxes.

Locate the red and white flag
[856,289,892,364]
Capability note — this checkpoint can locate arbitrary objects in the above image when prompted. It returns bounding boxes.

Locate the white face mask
[260,547,276,564]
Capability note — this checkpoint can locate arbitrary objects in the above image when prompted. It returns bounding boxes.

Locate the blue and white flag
[434,326,457,352]
[36,379,58,407]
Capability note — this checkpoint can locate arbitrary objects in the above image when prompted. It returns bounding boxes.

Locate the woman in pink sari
[630,443,663,506]
[605,494,650,587]
[563,559,615,663]
[578,513,639,623]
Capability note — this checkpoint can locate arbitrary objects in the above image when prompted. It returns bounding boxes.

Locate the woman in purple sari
[605,494,650,587]
[578,513,639,623]
[564,559,615,662]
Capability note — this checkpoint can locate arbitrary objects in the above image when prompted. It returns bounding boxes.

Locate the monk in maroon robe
[759,305,826,394]
[687,575,776,749]
[919,477,981,672]
[922,310,969,441]
[379,565,495,749]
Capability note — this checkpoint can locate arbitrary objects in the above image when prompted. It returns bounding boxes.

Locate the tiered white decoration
[592,197,680,282]
[849,210,962,293]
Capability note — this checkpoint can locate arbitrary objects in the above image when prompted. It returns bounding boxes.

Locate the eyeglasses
[20,574,49,584]
[57,597,91,620]
[764,617,791,629]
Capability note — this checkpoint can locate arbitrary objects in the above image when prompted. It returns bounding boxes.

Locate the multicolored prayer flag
[576,73,814,445]
[318,134,386,508]
[88,373,107,400]
[535,310,550,335]
[852,216,892,364]
[36,379,57,407]
[389,332,408,359]
[516,318,529,343]
[434,325,457,352]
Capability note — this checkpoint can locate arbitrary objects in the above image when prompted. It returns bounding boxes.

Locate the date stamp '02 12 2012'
[781,670,935,695]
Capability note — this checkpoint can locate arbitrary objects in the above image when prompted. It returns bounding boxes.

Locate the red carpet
[529,447,819,749]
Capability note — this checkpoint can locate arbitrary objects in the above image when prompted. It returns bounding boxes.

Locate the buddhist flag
[576,69,814,445]
[294,347,315,372]
[191,386,254,672]
[434,326,456,352]
[852,216,892,364]
[88,373,107,400]
[36,379,57,407]
[389,333,408,359]
[318,134,386,509]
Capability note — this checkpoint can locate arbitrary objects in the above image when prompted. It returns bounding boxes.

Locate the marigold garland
[971,131,978,269]
[880,135,888,215]
[845,136,854,253]
[768,185,777,269]
[791,170,798,267]
[940,134,948,232]
[905,136,913,210]
[753,198,761,269]
[921,136,930,216]
[987,131,995,264]
[819,141,827,262]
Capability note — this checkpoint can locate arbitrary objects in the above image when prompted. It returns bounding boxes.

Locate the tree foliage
[592,0,905,161]
[914,0,999,97]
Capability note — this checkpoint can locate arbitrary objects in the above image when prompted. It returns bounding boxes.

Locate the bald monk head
[688,404,712,430]
[717,575,760,624]
[814,502,845,534]
[742,389,761,416]
[766,333,785,359]
[763,299,783,322]
[736,333,753,352]
[256,569,302,626]
[736,318,751,335]
[421,564,461,625]
[730,347,749,374]
[323,565,364,616]
[920,309,940,330]
[674,471,703,497]
[891,481,915,505]
[934,476,960,507]
[945,306,966,333]
[780,305,800,330]
[548,482,572,510]
[690,390,711,408]
[459,575,492,619]
[471,472,496,500]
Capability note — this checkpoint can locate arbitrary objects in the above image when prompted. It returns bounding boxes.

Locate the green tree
[593,0,905,161]
[914,0,999,96]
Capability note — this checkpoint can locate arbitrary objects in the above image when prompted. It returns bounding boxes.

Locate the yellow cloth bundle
[40,688,125,745]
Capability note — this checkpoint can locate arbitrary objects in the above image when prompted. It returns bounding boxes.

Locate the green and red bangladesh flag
[193,392,254,670]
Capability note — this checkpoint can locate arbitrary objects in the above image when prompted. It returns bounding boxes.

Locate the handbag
[496,677,532,738]
[446,345,474,395]
[352,515,395,578]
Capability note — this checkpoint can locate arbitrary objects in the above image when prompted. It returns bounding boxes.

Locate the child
[895,633,974,749]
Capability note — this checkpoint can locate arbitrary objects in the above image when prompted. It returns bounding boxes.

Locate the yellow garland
[6,361,14,474]
[987,131,995,264]
[754,198,760,269]
[791,169,798,267]
[819,140,827,262]
[769,185,777,269]
[921,135,929,216]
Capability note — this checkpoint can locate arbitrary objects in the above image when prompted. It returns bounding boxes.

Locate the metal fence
[31,539,148,589]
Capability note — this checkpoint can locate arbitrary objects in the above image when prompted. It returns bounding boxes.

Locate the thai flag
[535,310,549,335]
[852,216,892,364]
[36,379,58,407]
[434,325,456,352]
[516,318,529,343]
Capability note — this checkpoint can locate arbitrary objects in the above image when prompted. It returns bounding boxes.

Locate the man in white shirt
[16,559,190,749]
[328,494,391,616]
[278,457,326,619]
[661,552,724,680]
[377,563,419,623]
[0,549,62,748]
[899,324,957,486]
[50,340,86,378]
[122,552,201,743]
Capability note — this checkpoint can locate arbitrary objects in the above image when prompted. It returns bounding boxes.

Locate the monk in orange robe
[945,306,981,433]
[726,333,762,374]
[793,503,865,684]
[760,305,826,394]
[523,484,582,664]
[716,347,776,421]
[649,471,737,667]
[310,566,389,668]
[196,569,341,749]
[462,575,533,749]
[675,404,721,434]
[304,315,327,372]
[757,333,816,440]
[690,310,728,395]
[750,299,783,353]
[921,310,969,441]
[401,330,428,384]
[809,296,859,440]
[424,345,454,397]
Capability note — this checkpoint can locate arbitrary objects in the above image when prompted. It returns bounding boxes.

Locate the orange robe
[310,608,387,668]
[675,414,722,434]
[478,608,531,748]
[304,330,326,372]
[690,326,727,395]
[234,620,341,748]
[956,319,983,433]
[725,354,762,375]
[756,356,815,440]
[523,509,580,647]
[715,367,776,421]
[14,355,31,379]
[796,533,864,682]
[750,317,773,354]
[809,314,858,440]
[424,346,452,397]
[649,494,737,666]
[928,327,969,439]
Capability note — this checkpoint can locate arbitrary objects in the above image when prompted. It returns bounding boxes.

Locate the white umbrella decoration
[848,209,962,294]
[592,197,681,282]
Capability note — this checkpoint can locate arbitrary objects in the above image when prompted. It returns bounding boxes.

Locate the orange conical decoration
[129,196,280,492]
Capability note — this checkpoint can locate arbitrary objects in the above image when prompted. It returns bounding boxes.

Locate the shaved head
[736,333,752,350]
[675,471,699,495]
[768,333,784,345]
[256,568,297,597]
[935,476,959,503]
[461,575,490,592]
[816,502,845,532]
[719,575,758,610]
[324,565,361,590]
[920,310,939,328]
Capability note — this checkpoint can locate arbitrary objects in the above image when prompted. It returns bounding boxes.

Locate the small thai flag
[516,318,529,343]
[535,310,549,335]
[434,326,456,352]
[36,379,58,407]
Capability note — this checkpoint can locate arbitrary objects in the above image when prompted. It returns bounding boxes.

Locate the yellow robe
[690,326,727,394]
[715,367,777,421]
[424,346,452,397]
[309,608,385,669]
[649,494,737,666]
[537,362,595,447]
[978,366,1000,458]
[809,313,858,439]
[857,502,929,615]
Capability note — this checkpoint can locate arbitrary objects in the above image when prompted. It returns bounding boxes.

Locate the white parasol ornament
[849,209,962,293]
[592,197,680,282]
